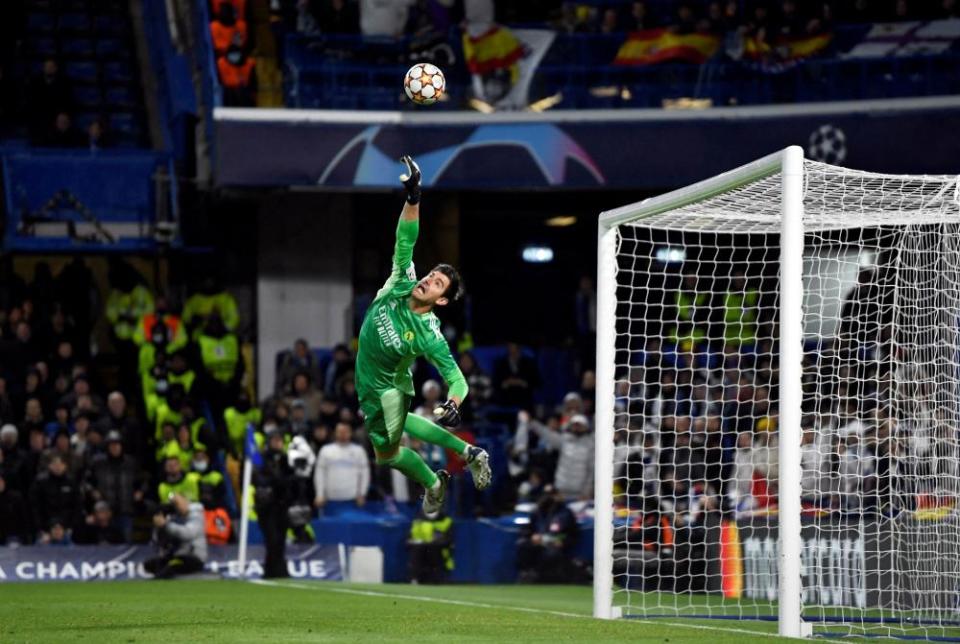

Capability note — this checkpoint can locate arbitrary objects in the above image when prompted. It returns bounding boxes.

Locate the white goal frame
[592,146,809,636]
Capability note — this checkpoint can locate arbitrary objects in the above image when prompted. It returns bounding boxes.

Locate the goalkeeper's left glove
[399,155,421,205]
[433,399,461,428]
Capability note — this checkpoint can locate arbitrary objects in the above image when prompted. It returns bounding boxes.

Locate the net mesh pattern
[609,160,960,639]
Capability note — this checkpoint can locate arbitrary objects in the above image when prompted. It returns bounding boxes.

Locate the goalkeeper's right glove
[399,155,421,205]
[433,399,461,428]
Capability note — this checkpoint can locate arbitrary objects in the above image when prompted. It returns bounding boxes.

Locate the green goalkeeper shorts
[359,388,410,452]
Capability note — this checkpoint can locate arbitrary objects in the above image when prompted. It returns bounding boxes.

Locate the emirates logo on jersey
[374,305,402,350]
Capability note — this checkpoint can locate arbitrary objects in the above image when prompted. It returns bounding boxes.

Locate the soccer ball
[404,63,445,106]
[807,124,847,164]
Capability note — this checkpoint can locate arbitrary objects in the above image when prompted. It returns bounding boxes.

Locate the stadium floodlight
[522,245,555,263]
[593,145,960,640]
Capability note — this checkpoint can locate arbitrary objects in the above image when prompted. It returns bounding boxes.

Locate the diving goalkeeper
[355,155,492,518]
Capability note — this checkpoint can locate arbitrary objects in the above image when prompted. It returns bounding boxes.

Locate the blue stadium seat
[103,61,133,83]
[74,86,103,109]
[109,111,138,134]
[91,0,126,13]
[104,85,137,108]
[64,61,99,83]
[74,112,101,133]
[114,137,141,149]
[366,88,402,110]
[95,39,128,59]
[59,13,92,33]
[26,12,56,34]
[25,37,57,58]
[93,14,126,35]
[61,38,96,58]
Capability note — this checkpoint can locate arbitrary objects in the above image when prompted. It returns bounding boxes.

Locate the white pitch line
[252,579,838,641]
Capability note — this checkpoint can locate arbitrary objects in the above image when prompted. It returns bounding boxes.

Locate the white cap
[568,414,590,428]
[0,424,17,440]
[563,391,582,403]
[421,380,441,396]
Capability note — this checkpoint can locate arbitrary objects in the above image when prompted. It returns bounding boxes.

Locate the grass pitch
[22,579,959,642]
[0,579,795,643]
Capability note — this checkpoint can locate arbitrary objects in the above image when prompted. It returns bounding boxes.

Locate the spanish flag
[614,28,720,65]
[462,25,525,75]
[744,32,833,62]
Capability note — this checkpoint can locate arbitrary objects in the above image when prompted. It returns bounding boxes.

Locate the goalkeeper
[355,155,491,517]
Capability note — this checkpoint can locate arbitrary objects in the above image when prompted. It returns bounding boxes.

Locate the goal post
[593,146,960,640]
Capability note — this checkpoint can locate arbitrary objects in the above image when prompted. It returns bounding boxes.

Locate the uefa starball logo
[317,125,605,187]
[807,124,847,164]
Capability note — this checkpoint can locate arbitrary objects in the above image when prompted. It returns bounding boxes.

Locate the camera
[287,436,315,478]
[287,504,311,528]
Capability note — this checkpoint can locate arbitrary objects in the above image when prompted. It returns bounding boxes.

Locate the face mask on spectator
[192,459,208,473]
[226,47,244,66]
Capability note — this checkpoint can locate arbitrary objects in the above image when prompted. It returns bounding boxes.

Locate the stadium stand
[3,0,148,147]
[216,0,960,110]
[1,0,959,604]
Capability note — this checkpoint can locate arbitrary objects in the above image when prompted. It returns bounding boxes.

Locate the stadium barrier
[730,514,960,613]
[0,544,342,583]
[214,95,960,190]
[1,149,178,252]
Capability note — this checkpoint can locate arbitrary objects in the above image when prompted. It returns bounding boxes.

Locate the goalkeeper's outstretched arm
[400,155,421,222]
[386,156,422,286]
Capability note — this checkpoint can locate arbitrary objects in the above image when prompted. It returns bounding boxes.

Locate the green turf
[0,580,793,643]
[2,579,954,643]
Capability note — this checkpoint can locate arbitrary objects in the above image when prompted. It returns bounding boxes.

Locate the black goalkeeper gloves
[400,155,421,205]
[433,399,461,428]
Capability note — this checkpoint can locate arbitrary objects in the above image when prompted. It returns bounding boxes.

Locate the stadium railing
[139,0,198,163]
[0,148,179,252]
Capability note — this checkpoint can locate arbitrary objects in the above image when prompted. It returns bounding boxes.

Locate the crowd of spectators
[269,0,959,40]
[261,0,960,109]
[1,253,944,589]
[0,57,115,149]
[0,0,125,148]
[0,258,243,547]
[604,258,956,589]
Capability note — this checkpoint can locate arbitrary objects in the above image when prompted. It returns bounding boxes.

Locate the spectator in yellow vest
[105,260,153,389]
[669,271,710,353]
[158,453,201,503]
[407,508,453,583]
[183,276,239,340]
[223,391,262,458]
[135,296,188,376]
[192,447,227,510]
[196,311,242,417]
[723,271,760,350]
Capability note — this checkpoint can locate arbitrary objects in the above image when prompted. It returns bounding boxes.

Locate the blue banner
[215,98,960,190]
[0,544,342,582]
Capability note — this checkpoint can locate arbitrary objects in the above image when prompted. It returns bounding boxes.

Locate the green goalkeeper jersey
[355,218,468,402]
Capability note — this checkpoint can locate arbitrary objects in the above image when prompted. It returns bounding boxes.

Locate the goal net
[593,146,960,640]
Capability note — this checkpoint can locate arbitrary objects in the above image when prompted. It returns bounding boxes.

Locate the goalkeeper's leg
[404,413,492,491]
[368,389,448,517]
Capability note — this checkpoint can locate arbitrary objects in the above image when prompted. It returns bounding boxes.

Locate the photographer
[254,427,292,578]
[144,493,207,579]
[516,485,581,583]
[286,435,317,544]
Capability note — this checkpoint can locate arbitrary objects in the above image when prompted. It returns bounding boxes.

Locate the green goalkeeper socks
[404,412,468,454]
[385,446,438,490]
